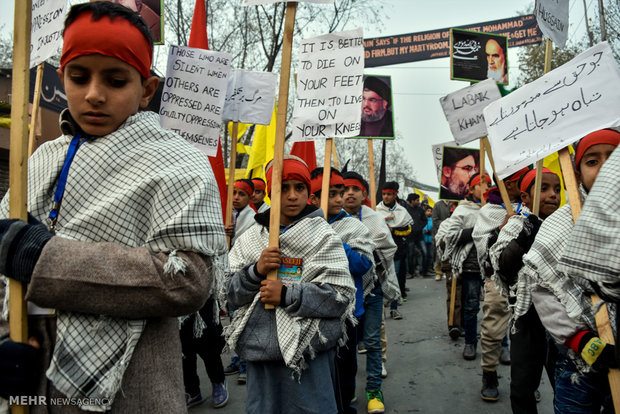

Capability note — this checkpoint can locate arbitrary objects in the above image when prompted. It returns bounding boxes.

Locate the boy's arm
[282,283,349,318]
[226,263,263,309]
[343,242,373,278]
[26,237,212,318]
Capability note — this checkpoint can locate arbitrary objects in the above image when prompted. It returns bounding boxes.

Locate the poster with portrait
[439,146,480,201]
[97,0,164,44]
[351,74,395,139]
[450,28,508,85]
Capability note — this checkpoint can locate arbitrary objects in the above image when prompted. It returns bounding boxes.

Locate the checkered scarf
[435,200,480,277]
[473,202,523,279]
[231,205,256,246]
[1,110,227,411]
[358,205,401,304]
[224,214,355,377]
[331,214,377,298]
[558,146,620,302]
[376,202,413,228]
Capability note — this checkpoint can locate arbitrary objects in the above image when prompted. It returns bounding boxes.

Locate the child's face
[577,144,617,192]
[469,183,482,201]
[232,188,251,210]
[343,185,366,212]
[537,173,561,218]
[382,192,396,205]
[425,208,432,218]
[58,55,158,136]
[311,185,345,216]
[251,189,266,204]
[280,179,308,225]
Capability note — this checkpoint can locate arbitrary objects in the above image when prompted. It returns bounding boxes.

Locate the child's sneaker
[390,310,403,320]
[212,381,228,408]
[237,360,247,384]
[185,392,205,408]
[224,355,240,375]
[366,389,385,413]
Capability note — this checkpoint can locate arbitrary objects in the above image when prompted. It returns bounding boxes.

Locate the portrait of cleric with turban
[359,75,395,138]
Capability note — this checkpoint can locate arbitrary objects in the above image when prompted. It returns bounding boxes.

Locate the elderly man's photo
[439,146,480,201]
[359,75,395,138]
[485,38,508,84]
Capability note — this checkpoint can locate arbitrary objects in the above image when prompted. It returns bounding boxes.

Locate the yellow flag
[414,188,435,208]
[542,146,574,207]
[245,104,277,181]
[227,122,251,140]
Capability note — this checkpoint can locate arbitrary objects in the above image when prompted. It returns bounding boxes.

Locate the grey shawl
[1,110,227,411]
[231,205,256,246]
[435,200,480,277]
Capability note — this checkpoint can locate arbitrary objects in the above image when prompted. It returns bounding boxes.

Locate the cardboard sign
[243,0,333,5]
[536,0,569,48]
[450,28,509,85]
[159,45,232,156]
[432,140,457,183]
[30,0,67,68]
[222,70,277,125]
[484,42,620,179]
[291,28,365,141]
[439,79,502,145]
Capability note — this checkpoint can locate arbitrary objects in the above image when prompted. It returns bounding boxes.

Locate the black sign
[364,14,542,68]
[450,29,508,84]
[29,62,67,114]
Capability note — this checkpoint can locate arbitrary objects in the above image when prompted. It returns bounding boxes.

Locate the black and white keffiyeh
[557,146,620,302]
[376,201,413,228]
[1,110,227,411]
[435,200,480,277]
[224,214,355,377]
[231,205,256,246]
[331,214,377,298]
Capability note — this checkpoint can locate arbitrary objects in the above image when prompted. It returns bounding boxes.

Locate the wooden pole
[368,139,376,210]
[479,139,487,206]
[265,2,297,309]
[331,139,339,169]
[448,275,457,326]
[482,137,514,214]
[320,139,333,219]
[28,63,44,157]
[225,122,238,247]
[10,0,32,412]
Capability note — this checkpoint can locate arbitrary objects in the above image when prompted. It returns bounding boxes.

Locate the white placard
[242,0,333,5]
[160,45,232,157]
[222,70,277,125]
[30,0,67,68]
[535,0,569,48]
[291,28,364,141]
[484,42,620,179]
[432,141,457,184]
[439,79,502,145]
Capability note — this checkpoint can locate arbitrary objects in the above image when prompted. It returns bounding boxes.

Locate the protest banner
[450,29,509,84]
[365,14,541,68]
[291,28,365,141]
[30,0,66,68]
[10,1,32,413]
[159,45,232,157]
[243,0,333,5]
[223,70,277,125]
[535,0,569,48]
[431,140,456,183]
[484,41,620,180]
[439,79,502,145]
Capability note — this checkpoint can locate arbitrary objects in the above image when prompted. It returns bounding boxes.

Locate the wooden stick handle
[479,139,487,207]
[532,160,544,216]
[591,294,620,413]
[367,139,376,210]
[320,139,333,218]
[265,2,297,309]
[331,139,339,169]
[225,122,238,247]
[28,63,44,157]
[482,137,514,214]
[557,147,582,221]
[448,275,457,326]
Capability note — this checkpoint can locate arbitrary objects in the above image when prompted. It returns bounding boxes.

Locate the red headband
[469,173,492,188]
[519,168,556,193]
[251,179,266,192]
[344,178,367,193]
[382,189,398,194]
[310,172,345,195]
[506,166,530,182]
[574,129,620,168]
[234,181,253,197]
[61,11,152,79]
[266,157,311,196]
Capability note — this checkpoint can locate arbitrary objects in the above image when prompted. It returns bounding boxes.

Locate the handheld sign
[30,0,66,68]
[450,28,509,85]
[439,79,502,145]
[484,41,620,180]
[223,70,277,125]
[431,140,457,184]
[535,0,569,48]
[160,45,232,157]
[291,28,365,141]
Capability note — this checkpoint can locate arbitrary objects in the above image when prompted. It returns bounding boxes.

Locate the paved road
[192,276,554,413]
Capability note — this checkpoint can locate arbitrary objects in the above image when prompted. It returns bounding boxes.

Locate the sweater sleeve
[282,282,350,318]
[26,237,212,319]
[343,243,373,278]
[226,263,263,310]
[497,239,526,287]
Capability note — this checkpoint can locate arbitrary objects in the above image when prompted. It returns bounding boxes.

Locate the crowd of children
[0,2,619,414]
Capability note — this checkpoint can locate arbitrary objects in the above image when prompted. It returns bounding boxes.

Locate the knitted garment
[224,214,355,378]
[435,200,480,278]
[1,110,227,411]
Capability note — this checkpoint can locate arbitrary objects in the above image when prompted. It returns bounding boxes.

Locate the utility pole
[598,0,607,41]
[583,0,595,46]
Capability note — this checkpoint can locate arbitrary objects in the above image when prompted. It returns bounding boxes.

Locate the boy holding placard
[512,129,620,413]
[309,167,376,413]
[489,167,561,412]
[0,2,227,412]
[225,155,355,413]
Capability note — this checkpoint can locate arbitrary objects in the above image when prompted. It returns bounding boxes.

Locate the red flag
[188,0,227,219]
[290,141,317,172]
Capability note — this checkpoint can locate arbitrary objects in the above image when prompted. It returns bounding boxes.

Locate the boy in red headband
[0,2,227,412]
[225,155,355,413]
[489,167,561,412]
[226,179,256,246]
[250,178,269,213]
[510,129,620,413]
[309,167,376,413]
